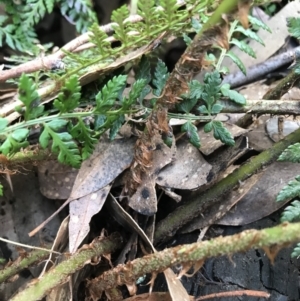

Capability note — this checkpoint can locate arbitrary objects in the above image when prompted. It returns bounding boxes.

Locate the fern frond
[277,175,300,202]
[281,200,300,222]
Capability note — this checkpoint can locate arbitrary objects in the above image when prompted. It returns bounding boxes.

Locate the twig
[154,126,300,244]
[195,290,270,300]
[10,233,122,301]
[87,222,300,297]
[0,248,50,284]
[223,46,300,88]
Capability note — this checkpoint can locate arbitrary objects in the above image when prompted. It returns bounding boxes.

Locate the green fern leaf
[278,143,300,163]
[248,15,271,33]
[202,71,222,106]
[54,75,81,113]
[291,243,300,258]
[225,51,246,75]
[204,121,234,146]
[111,5,130,46]
[286,17,300,40]
[188,80,204,99]
[220,83,246,105]
[160,0,179,24]
[177,97,198,114]
[18,73,44,120]
[41,122,81,168]
[230,38,256,58]
[123,79,147,108]
[70,118,97,160]
[234,26,264,46]
[153,59,169,97]
[137,0,159,35]
[280,200,300,222]
[109,115,125,140]
[89,23,111,56]
[0,129,29,155]
[135,56,151,84]
[181,121,201,148]
[211,103,223,114]
[60,0,97,33]
[277,175,300,202]
[95,75,127,113]
[0,118,8,131]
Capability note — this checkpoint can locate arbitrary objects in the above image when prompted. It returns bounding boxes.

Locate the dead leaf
[69,184,112,253]
[180,172,262,233]
[216,162,300,226]
[70,137,135,200]
[38,160,78,199]
[156,140,211,190]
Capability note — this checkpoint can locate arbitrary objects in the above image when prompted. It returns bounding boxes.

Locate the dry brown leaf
[180,171,262,233]
[156,140,211,190]
[217,162,300,226]
[38,160,78,199]
[70,137,135,200]
[69,184,112,253]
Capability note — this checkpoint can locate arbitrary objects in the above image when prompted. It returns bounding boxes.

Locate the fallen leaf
[216,162,300,226]
[38,160,78,199]
[69,184,112,253]
[156,140,211,190]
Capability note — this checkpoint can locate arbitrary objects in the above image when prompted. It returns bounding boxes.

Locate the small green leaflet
[277,175,300,202]
[40,121,81,168]
[54,75,81,113]
[181,121,200,148]
[18,73,44,121]
[230,38,256,58]
[109,115,125,140]
[188,80,204,99]
[95,75,127,113]
[183,33,192,46]
[11,128,29,142]
[278,143,300,163]
[286,17,300,40]
[225,51,246,75]
[291,243,300,258]
[0,184,3,196]
[177,97,198,113]
[0,135,29,155]
[153,59,169,97]
[70,118,97,160]
[234,26,264,46]
[248,15,271,33]
[220,83,246,105]
[89,23,110,56]
[204,121,234,146]
[135,56,151,84]
[122,79,147,108]
[0,118,8,131]
[211,103,223,114]
[280,200,300,222]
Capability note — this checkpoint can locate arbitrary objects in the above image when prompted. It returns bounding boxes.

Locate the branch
[154,126,300,244]
[10,233,122,301]
[87,222,300,297]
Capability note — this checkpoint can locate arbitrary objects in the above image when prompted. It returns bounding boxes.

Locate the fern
[277,176,300,202]
[281,200,300,222]
[153,59,169,97]
[278,143,300,163]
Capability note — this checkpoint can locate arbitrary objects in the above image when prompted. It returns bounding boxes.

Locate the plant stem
[10,233,122,301]
[88,222,300,295]
[154,126,300,244]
